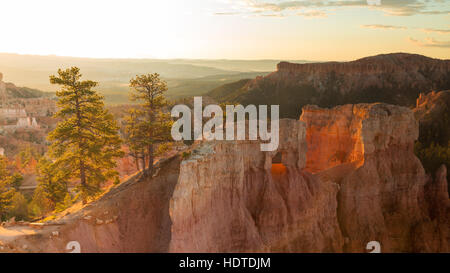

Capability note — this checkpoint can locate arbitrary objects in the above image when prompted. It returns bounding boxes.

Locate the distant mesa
[276,53,450,74]
[209,53,450,118]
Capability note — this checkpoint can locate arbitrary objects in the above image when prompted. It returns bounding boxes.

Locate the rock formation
[15,117,39,129]
[0,103,448,253]
[271,53,450,95]
[301,103,448,252]
[170,120,343,252]
[209,53,450,118]
[277,53,450,78]
[0,74,54,136]
[0,108,27,119]
[169,103,448,252]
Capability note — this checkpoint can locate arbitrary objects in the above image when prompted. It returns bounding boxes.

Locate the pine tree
[36,157,68,208]
[0,156,16,221]
[127,73,172,176]
[124,109,147,171]
[8,192,28,220]
[49,67,124,203]
[29,186,53,218]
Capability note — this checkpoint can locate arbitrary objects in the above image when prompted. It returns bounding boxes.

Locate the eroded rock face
[300,103,448,252]
[169,120,343,252]
[170,103,448,253]
[1,103,448,253]
[300,104,418,173]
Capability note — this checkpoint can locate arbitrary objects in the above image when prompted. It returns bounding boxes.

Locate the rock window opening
[271,152,286,175]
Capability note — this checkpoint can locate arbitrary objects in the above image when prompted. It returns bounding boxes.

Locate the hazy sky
[0,0,449,61]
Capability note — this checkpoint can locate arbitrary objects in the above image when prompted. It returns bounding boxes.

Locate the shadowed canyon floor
[0,103,448,253]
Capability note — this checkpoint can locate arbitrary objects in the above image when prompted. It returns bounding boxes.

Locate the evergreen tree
[36,157,68,208]
[8,192,28,220]
[49,67,124,203]
[0,156,16,221]
[28,186,53,218]
[124,109,147,171]
[127,73,172,176]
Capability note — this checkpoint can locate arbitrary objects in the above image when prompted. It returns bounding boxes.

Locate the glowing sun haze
[0,0,449,61]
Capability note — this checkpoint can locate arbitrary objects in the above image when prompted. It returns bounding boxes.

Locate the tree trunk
[80,160,87,205]
[74,90,87,204]
[147,144,154,177]
[133,152,140,171]
[141,153,146,174]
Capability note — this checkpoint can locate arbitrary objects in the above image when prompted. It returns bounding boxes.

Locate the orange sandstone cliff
[0,103,448,253]
[169,119,343,252]
[301,103,448,252]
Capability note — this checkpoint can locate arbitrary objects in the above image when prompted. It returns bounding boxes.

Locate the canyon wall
[301,103,448,252]
[1,103,448,253]
[169,120,343,252]
[169,103,448,252]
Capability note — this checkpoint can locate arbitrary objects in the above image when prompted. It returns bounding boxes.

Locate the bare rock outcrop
[300,103,418,172]
[1,103,448,253]
[169,120,343,252]
[300,103,448,252]
[169,103,448,253]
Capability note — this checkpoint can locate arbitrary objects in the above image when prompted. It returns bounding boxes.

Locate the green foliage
[155,142,172,157]
[0,156,17,221]
[181,151,191,160]
[17,145,41,167]
[28,186,54,218]
[414,142,450,180]
[208,79,251,103]
[418,103,450,147]
[55,193,73,213]
[48,67,124,203]
[36,157,68,207]
[124,108,148,170]
[414,92,450,187]
[113,176,120,185]
[125,73,173,175]
[8,173,23,190]
[28,157,69,218]
[7,192,28,221]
